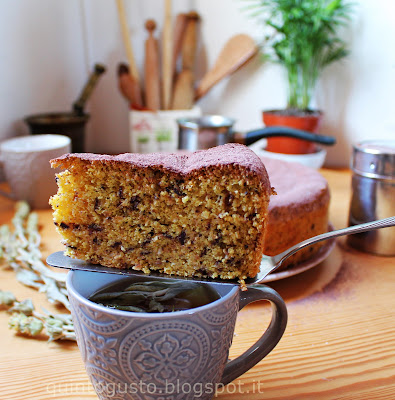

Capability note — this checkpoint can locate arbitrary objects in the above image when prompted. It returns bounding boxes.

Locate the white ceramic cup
[0,134,71,209]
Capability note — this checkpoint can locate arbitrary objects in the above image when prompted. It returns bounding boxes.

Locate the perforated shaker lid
[351,140,395,180]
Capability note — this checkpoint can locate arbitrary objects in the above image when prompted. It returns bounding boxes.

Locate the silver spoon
[46,216,395,285]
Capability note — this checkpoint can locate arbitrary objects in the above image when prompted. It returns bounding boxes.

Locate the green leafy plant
[243,0,354,110]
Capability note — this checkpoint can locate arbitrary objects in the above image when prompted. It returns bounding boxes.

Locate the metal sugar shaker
[348,140,395,255]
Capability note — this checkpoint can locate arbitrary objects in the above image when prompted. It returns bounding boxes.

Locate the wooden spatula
[144,20,161,111]
[195,34,258,100]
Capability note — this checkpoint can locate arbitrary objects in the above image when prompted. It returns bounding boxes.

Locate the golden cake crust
[51,143,270,183]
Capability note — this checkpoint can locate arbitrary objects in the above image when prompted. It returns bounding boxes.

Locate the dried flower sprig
[0,201,69,309]
[0,201,76,341]
[0,289,76,341]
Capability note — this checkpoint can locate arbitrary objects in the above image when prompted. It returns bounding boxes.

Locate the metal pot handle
[244,126,336,146]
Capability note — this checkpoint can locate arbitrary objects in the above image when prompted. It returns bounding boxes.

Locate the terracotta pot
[262,110,323,154]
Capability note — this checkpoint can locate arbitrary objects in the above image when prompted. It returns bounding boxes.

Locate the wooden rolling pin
[144,20,161,111]
[171,11,200,110]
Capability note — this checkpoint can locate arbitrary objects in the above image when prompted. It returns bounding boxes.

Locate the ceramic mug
[67,271,288,400]
[0,134,71,209]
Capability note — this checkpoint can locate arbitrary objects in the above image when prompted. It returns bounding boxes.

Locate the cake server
[46,216,395,285]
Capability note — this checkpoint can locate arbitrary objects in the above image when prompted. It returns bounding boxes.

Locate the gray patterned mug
[67,270,287,400]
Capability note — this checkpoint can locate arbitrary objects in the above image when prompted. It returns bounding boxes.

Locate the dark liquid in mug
[89,278,220,313]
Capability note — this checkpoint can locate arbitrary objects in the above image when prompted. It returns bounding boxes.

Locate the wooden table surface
[0,168,394,400]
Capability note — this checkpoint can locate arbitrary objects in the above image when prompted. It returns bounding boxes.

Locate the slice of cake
[50,144,272,280]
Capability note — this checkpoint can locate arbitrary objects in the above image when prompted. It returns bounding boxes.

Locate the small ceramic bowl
[248,139,327,169]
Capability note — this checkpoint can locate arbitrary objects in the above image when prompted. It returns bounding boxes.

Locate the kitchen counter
[0,168,394,400]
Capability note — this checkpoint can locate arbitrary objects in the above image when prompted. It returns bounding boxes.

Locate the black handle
[73,63,106,115]
[244,126,336,146]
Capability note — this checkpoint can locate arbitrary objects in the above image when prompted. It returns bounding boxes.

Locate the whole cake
[262,157,330,271]
[50,144,272,281]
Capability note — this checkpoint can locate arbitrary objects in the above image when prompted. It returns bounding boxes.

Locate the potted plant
[243,0,354,154]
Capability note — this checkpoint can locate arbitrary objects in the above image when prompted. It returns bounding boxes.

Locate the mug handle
[0,155,14,200]
[220,284,288,385]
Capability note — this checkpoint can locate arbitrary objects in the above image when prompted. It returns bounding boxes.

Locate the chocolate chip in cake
[130,196,141,210]
[212,231,223,245]
[88,224,103,232]
[142,238,152,246]
[165,180,186,197]
[94,198,100,211]
[93,237,102,245]
[224,192,234,210]
[248,212,257,220]
[200,247,208,257]
[60,222,69,229]
[178,230,187,245]
[197,267,208,275]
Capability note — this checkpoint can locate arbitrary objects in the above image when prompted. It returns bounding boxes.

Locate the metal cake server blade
[47,216,395,285]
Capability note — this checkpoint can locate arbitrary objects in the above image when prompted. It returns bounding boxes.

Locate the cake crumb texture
[50,144,271,280]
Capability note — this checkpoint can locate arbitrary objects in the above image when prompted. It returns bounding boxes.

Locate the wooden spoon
[117,63,143,109]
[115,0,142,85]
[144,20,161,111]
[195,34,258,100]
